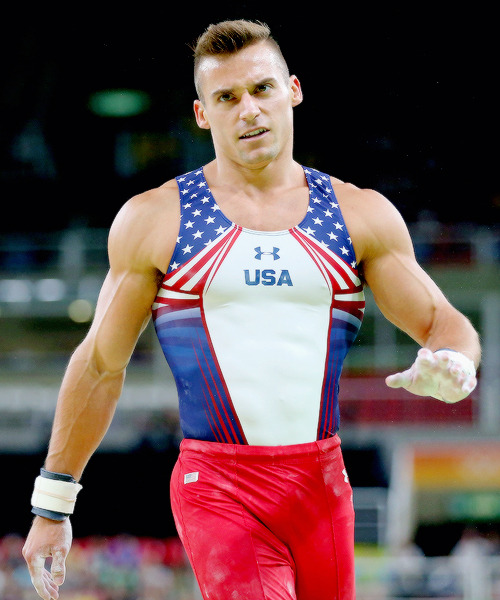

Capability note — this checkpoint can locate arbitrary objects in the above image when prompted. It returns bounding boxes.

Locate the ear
[194,99,211,130]
[289,75,303,107]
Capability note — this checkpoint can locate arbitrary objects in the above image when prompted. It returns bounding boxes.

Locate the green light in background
[449,492,500,520]
[88,89,151,117]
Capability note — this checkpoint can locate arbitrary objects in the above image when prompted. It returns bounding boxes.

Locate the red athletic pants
[170,435,355,599]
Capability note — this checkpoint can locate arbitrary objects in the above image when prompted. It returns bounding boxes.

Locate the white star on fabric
[211,204,220,212]
[313,217,323,225]
[182,244,193,254]
[201,196,211,203]
[198,181,206,188]
[183,203,192,209]
[215,226,226,235]
[340,246,349,255]
[304,226,315,236]
[328,232,338,241]
[186,180,194,186]
[170,261,179,270]
[334,222,344,230]
[205,216,215,224]
[193,230,203,239]
[185,221,194,229]
[324,209,333,218]
[192,209,202,217]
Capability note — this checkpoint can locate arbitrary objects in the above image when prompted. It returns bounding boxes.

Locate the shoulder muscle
[334,184,414,266]
[108,179,180,275]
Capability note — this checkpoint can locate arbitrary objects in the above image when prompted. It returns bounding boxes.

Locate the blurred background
[1,3,499,599]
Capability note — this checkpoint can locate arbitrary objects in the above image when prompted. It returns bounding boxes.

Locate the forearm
[386,303,480,402]
[424,304,481,368]
[44,347,126,481]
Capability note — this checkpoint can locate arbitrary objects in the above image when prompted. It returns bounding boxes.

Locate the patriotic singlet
[152,165,365,446]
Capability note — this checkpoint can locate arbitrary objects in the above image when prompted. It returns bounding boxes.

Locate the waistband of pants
[179,434,341,462]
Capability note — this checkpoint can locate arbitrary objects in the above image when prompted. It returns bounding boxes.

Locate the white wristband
[31,475,82,516]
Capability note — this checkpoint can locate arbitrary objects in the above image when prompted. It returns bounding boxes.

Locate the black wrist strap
[40,468,77,483]
[32,507,68,521]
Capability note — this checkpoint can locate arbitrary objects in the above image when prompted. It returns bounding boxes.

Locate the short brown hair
[192,19,289,99]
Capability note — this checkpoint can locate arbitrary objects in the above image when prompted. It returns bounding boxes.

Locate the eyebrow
[210,77,279,99]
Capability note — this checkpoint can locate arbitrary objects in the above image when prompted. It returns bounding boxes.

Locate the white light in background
[35,279,66,302]
[0,279,32,303]
[68,299,94,323]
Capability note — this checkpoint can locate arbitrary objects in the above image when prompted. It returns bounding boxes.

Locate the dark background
[2,4,499,234]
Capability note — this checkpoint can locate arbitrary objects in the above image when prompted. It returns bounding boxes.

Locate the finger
[462,375,477,396]
[415,349,440,374]
[385,370,412,389]
[417,347,435,363]
[30,554,59,600]
[435,351,452,369]
[51,549,67,586]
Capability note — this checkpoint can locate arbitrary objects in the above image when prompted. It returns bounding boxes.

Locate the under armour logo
[254,246,280,260]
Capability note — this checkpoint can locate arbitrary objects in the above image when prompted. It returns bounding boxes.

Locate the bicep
[77,186,178,374]
[80,198,167,374]
[358,194,450,346]
[83,265,159,374]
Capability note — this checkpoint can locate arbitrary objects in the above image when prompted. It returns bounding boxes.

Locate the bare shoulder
[331,178,397,216]
[330,178,413,263]
[109,178,180,274]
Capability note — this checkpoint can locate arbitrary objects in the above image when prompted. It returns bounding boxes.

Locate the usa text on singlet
[152,166,365,445]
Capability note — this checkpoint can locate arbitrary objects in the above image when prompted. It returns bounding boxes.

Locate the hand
[385,347,477,403]
[22,516,73,600]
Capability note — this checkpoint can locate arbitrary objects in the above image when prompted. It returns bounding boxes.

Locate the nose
[239,92,260,122]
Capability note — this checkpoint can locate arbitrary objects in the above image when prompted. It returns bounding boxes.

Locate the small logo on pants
[184,472,199,484]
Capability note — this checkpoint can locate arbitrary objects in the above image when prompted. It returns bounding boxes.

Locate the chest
[210,187,310,231]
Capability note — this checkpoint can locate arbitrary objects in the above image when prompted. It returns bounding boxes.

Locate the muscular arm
[340,185,480,399]
[23,182,179,600]
[46,189,177,478]
[44,269,155,478]
[359,192,480,363]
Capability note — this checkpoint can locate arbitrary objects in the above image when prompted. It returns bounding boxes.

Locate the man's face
[194,41,303,169]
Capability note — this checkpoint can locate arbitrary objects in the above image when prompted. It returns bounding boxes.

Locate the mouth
[239,128,269,140]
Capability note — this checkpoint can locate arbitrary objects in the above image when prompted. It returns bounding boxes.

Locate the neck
[206,153,303,195]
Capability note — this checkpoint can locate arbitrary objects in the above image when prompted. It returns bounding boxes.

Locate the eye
[255,83,272,94]
[218,92,234,102]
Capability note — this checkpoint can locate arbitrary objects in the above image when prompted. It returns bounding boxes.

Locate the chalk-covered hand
[385,348,477,403]
[22,516,72,600]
